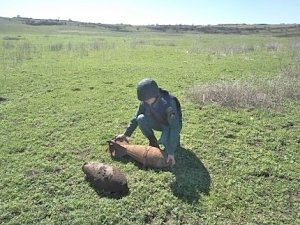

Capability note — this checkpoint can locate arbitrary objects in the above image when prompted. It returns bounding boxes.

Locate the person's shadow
[170,147,211,203]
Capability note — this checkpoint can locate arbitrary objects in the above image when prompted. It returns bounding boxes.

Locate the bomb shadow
[107,141,211,202]
[85,176,129,199]
[170,147,211,203]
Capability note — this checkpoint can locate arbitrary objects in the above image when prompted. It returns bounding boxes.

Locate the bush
[187,80,272,108]
[49,43,63,51]
[187,65,300,109]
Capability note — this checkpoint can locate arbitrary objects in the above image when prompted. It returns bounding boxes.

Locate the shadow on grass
[170,147,211,203]
[108,144,211,203]
[85,177,129,200]
[0,97,7,102]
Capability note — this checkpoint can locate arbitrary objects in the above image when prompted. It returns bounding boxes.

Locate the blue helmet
[137,78,159,101]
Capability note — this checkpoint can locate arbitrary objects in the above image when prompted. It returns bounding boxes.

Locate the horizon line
[1,15,299,27]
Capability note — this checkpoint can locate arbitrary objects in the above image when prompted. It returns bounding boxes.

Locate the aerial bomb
[108,138,170,169]
[82,162,129,195]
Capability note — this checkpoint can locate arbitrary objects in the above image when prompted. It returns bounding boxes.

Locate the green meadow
[0,18,299,224]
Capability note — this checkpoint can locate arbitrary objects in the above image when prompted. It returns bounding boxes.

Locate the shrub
[187,64,300,109]
[2,41,15,49]
[188,42,259,55]
[187,80,272,109]
[265,42,281,51]
[49,43,63,51]
[211,43,258,55]
[3,36,22,41]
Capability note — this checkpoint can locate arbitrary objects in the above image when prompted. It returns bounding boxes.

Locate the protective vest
[142,89,182,125]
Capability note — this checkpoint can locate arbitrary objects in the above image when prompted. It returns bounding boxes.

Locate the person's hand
[166,154,175,166]
[115,134,128,142]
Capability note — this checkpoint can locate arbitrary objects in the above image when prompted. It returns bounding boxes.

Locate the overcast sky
[1,0,299,25]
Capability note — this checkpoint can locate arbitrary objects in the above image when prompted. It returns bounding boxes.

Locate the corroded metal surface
[108,139,170,169]
[82,162,129,195]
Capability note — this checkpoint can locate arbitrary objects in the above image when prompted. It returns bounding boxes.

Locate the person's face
[145,97,156,105]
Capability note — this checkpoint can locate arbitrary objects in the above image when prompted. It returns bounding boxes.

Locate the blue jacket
[124,89,182,155]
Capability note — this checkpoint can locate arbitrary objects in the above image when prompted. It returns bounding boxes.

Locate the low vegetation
[187,62,300,109]
[0,17,299,224]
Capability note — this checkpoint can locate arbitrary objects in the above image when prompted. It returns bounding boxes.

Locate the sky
[0,0,300,25]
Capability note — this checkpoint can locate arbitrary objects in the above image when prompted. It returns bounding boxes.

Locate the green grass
[0,18,299,224]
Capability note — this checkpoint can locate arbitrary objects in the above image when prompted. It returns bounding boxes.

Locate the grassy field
[0,18,299,224]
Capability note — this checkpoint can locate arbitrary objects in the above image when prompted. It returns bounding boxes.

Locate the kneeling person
[117,78,182,166]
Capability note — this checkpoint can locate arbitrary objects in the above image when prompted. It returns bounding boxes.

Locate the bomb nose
[108,141,115,156]
[82,162,88,171]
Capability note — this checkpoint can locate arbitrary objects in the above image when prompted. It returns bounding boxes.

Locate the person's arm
[165,99,182,165]
[122,103,144,137]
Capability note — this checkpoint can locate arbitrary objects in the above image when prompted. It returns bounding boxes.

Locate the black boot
[147,135,159,148]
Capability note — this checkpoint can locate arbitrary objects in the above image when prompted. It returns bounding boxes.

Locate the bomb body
[108,139,170,169]
[82,162,129,195]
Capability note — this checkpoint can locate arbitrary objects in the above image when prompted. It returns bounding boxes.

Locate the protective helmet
[137,78,159,101]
